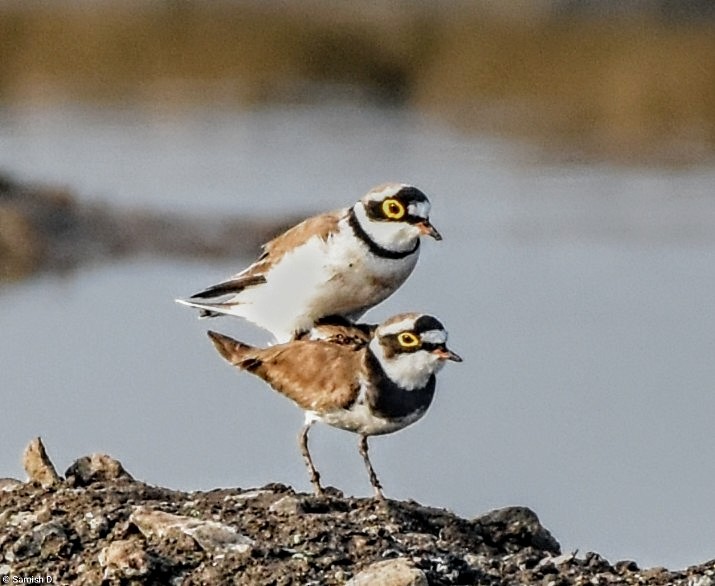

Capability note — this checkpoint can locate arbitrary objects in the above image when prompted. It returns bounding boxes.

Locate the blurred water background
[1,0,714,571]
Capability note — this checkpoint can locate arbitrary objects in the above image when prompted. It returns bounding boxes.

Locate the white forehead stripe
[364,183,411,202]
[408,201,431,219]
[421,330,447,345]
[378,317,418,336]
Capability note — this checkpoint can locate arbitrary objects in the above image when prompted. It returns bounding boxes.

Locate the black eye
[382,198,405,220]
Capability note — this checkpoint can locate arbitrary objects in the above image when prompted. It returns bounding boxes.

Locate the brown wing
[208,330,363,413]
[254,208,344,268]
[189,209,344,301]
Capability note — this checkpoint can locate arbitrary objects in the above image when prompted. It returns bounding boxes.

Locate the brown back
[208,330,364,413]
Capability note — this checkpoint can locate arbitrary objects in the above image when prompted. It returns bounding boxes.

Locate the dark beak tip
[419,219,442,240]
[449,352,463,363]
[427,221,443,241]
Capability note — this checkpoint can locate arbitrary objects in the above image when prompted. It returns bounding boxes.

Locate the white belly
[313,402,427,437]
[236,224,419,341]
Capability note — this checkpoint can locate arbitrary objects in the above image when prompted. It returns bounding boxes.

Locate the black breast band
[348,208,419,260]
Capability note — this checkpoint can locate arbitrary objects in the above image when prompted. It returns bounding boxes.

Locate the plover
[208,312,461,499]
[177,183,441,342]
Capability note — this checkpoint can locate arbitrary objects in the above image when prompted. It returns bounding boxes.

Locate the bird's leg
[358,434,384,500]
[298,422,323,496]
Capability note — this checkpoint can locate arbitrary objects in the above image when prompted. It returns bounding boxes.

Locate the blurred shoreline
[0,173,297,284]
[1,1,714,164]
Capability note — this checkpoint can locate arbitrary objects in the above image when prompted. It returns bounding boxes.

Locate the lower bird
[208,312,461,499]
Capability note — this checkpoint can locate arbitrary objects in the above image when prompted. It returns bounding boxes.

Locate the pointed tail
[207,331,262,371]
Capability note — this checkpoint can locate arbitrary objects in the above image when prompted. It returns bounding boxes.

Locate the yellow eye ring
[382,198,406,220]
[397,332,420,348]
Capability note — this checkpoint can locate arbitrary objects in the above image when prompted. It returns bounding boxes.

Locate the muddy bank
[0,173,298,283]
[1,439,713,585]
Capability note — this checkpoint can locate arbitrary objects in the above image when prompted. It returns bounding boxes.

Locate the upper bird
[176,183,441,342]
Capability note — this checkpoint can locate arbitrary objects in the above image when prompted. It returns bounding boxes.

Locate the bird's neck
[347,206,420,259]
[363,346,436,420]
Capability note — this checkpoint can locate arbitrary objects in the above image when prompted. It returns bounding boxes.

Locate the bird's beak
[432,347,462,362]
[417,220,442,241]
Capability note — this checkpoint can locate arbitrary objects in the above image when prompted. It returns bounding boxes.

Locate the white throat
[352,202,421,253]
[369,338,444,391]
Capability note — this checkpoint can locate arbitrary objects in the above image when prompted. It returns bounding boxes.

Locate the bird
[176,183,441,342]
[207,312,461,499]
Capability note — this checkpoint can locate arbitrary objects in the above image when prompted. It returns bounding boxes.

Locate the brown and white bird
[208,312,461,499]
[177,183,441,343]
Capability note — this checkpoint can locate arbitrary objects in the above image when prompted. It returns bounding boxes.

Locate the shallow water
[1,103,714,569]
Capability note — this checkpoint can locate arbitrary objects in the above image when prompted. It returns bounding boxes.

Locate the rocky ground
[0,439,713,585]
[0,173,297,283]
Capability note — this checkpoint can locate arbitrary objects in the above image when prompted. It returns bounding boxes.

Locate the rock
[583,551,613,572]
[347,558,428,586]
[688,577,715,586]
[130,507,254,554]
[615,559,640,573]
[99,539,155,579]
[11,521,70,561]
[76,511,111,542]
[268,494,305,515]
[639,566,670,581]
[475,506,561,554]
[0,478,23,492]
[535,553,570,574]
[64,453,134,486]
[22,437,60,488]
[1,442,714,585]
